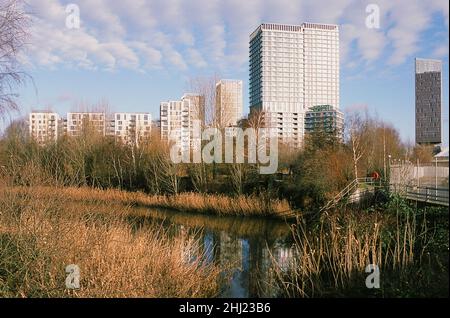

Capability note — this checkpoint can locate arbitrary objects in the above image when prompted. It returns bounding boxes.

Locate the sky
[8,0,450,146]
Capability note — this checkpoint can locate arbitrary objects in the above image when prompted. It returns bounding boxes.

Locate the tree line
[0,109,435,210]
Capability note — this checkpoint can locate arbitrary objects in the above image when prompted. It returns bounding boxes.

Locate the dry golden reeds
[0,186,221,298]
[272,210,420,297]
[5,186,294,218]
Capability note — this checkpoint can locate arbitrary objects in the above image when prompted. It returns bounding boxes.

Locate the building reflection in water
[176,225,294,297]
[140,208,295,298]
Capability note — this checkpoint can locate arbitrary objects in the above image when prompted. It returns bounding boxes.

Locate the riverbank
[0,186,221,297]
[0,185,448,297]
[5,186,295,219]
[273,198,449,297]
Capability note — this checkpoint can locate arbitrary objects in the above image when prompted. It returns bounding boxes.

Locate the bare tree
[141,131,180,195]
[187,75,248,190]
[226,109,266,194]
[189,162,209,193]
[0,0,29,116]
[186,75,221,187]
[215,85,238,129]
[229,163,247,195]
[157,146,180,195]
[247,108,266,165]
[187,74,220,127]
[412,144,434,163]
[346,112,368,180]
[247,109,265,131]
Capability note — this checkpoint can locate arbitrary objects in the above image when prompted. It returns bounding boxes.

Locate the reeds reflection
[129,207,297,297]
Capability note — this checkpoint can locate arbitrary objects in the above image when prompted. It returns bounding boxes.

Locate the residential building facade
[215,79,243,127]
[66,112,106,137]
[249,22,339,147]
[160,94,205,153]
[29,111,62,145]
[304,105,344,140]
[182,93,205,126]
[111,112,152,146]
[415,58,442,145]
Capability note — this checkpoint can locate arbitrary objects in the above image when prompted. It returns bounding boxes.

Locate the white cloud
[130,42,162,69]
[177,30,195,46]
[26,0,163,71]
[433,44,449,58]
[186,48,207,68]
[204,24,226,64]
[24,0,449,74]
[385,1,432,65]
[340,23,387,65]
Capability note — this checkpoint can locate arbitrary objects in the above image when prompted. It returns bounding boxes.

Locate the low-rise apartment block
[304,105,344,140]
[29,111,62,145]
[111,112,152,146]
[67,112,106,137]
[29,111,150,146]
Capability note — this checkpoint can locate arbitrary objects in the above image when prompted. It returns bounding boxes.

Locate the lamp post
[388,154,392,186]
[435,156,438,198]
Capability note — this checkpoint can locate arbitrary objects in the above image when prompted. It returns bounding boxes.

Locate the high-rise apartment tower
[249,22,339,147]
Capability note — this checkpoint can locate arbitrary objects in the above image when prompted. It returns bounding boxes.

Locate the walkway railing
[390,184,449,207]
[320,177,449,213]
[319,177,383,212]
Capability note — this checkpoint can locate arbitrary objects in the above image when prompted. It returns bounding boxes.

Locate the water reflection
[132,207,296,298]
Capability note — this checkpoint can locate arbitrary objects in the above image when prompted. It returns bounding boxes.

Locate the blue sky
[9,0,450,146]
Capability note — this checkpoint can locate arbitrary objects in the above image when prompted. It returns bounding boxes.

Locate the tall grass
[135,208,291,239]
[273,207,432,297]
[7,186,293,218]
[0,186,221,298]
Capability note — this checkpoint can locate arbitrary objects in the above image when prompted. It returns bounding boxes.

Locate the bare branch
[0,0,29,117]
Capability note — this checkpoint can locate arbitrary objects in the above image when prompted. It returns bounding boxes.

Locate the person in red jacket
[371,171,381,180]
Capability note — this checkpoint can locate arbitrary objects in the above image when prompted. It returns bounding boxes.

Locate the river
[128,208,296,298]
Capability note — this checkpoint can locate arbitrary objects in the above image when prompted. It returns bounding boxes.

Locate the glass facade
[415,58,442,145]
[249,23,339,147]
[304,105,344,140]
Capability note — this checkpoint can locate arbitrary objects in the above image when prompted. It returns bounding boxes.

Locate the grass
[6,185,294,218]
[2,184,445,298]
[132,208,291,239]
[271,200,449,297]
[0,186,222,298]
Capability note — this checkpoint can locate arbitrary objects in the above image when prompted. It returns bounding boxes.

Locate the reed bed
[272,209,428,297]
[0,186,221,298]
[134,207,291,239]
[6,186,293,218]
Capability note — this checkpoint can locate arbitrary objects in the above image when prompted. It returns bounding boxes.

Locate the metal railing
[321,177,449,212]
[319,177,384,212]
[390,184,449,206]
